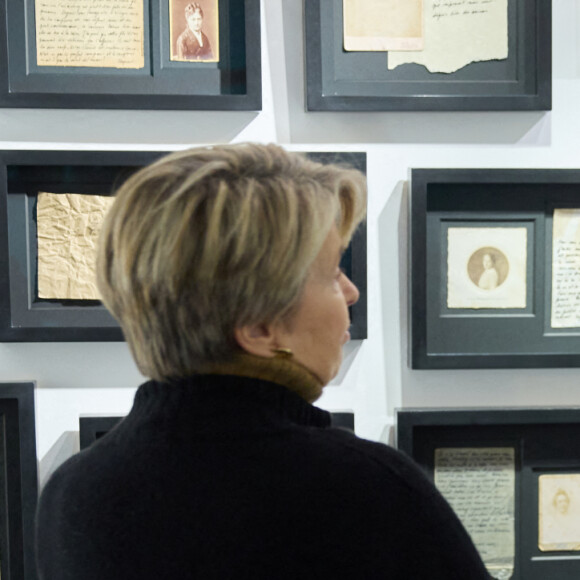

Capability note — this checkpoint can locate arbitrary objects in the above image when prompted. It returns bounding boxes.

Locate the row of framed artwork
[2,379,580,580]
[4,150,580,370]
[5,148,580,372]
[0,0,552,111]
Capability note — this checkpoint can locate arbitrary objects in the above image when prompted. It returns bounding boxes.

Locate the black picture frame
[0,149,367,342]
[306,152,367,340]
[409,168,580,369]
[397,407,580,580]
[0,382,39,580]
[304,0,552,111]
[80,410,355,449]
[0,0,261,110]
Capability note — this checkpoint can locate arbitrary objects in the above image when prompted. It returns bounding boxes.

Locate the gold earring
[272,347,293,358]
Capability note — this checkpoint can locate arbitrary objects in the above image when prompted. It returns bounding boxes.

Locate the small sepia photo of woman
[170,0,219,62]
[467,247,509,291]
[539,475,580,551]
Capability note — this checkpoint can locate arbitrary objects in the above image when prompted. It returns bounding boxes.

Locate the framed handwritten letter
[0,149,367,342]
[305,0,551,111]
[0,0,261,110]
[410,168,580,369]
[397,407,580,580]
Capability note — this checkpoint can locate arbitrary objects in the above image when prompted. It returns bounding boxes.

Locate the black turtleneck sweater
[36,375,490,579]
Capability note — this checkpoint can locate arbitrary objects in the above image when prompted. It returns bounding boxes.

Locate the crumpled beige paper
[37,192,115,300]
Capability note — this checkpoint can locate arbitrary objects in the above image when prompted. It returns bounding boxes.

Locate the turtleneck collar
[196,353,325,404]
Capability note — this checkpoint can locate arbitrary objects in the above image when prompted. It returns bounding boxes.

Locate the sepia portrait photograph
[447,226,527,310]
[539,474,580,551]
[170,0,219,62]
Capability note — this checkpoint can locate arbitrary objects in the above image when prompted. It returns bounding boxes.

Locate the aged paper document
[551,209,580,328]
[35,0,144,68]
[435,447,515,580]
[37,193,115,300]
[447,227,527,310]
[539,474,580,551]
[343,0,423,51]
[388,0,508,73]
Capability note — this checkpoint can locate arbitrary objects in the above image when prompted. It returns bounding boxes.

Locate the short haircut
[97,143,366,381]
[185,2,203,18]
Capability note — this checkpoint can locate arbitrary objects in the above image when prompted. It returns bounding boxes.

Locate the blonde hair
[97,143,366,381]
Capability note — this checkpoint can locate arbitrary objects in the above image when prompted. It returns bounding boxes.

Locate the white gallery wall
[0,0,579,486]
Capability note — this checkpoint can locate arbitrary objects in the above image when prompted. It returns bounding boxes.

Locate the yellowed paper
[35,0,145,69]
[343,0,423,51]
[551,209,580,328]
[170,0,220,62]
[435,448,515,580]
[37,193,115,300]
[539,474,580,551]
[447,227,527,310]
[388,0,508,73]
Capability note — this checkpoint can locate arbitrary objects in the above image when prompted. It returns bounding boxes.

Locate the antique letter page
[388,0,508,73]
[539,474,580,551]
[435,448,515,580]
[37,193,115,300]
[343,0,423,51]
[551,209,580,328]
[35,0,144,68]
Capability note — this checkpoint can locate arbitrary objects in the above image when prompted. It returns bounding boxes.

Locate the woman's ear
[234,324,278,357]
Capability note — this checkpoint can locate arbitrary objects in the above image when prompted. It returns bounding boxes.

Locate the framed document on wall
[0,149,367,342]
[397,408,580,580]
[409,168,580,369]
[0,0,261,110]
[305,0,551,111]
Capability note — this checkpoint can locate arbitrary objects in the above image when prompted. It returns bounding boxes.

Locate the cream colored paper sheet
[343,0,423,51]
[539,474,580,551]
[388,0,508,73]
[37,192,115,300]
[35,0,144,69]
[435,447,515,580]
[551,209,580,328]
[447,227,527,309]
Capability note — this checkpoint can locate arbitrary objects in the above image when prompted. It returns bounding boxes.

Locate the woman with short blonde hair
[36,143,489,580]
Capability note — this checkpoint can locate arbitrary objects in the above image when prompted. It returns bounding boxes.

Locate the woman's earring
[272,347,293,358]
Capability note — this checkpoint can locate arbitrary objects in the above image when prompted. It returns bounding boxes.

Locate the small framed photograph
[410,168,580,369]
[538,475,580,551]
[169,0,219,62]
[447,226,527,310]
[397,407,580,580]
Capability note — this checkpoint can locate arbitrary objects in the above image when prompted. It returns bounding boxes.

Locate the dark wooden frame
[306,152,367,340]
[397,407,580,580]
[409,168,580,369]
[80,410,355,449]
[0,149,367,342]
[0,382,39,580]
[304,0,552,111]
[0,0,261,110]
